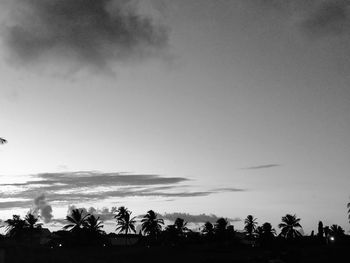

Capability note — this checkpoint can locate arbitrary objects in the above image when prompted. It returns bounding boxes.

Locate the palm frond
[66,216,78,224]
[63,224,75,230]
[278,223,287,228]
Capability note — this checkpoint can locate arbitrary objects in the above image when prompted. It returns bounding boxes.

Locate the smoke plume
[32,194,53,223]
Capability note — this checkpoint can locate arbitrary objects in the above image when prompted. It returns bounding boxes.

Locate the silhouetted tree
[256,222,275,246]
[202,221,214,236]
[116,210,136,235]
[25,213,42,229]
[115,209,136,246]
[174,218,189,236]
[63,209,90,233]
[214,218,229,241]
[255,226,263,238]
[0,137,7,144]
[162,217,189,245]
[323,225,330,244]
[83,214,105,245]
[5,215,26,238]
[329,224,344,238]
[278,214,302,240]
[244,215,258,238]
[114,206,130,222]
[215,218,228,234]
[317,221,324,239]
[262,222,276,238]
[141,210,164,240]
[85,215,104,235]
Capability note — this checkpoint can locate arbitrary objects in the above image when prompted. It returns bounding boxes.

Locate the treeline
[1,207,349,248]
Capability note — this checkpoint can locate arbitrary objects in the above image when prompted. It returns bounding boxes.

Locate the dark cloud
[243,164,280,170]
[1,171,189,188]
[2,0,168,70]
[258,0,350,38]
[0,171,245,213]
[158,212,241,224]
[0,171,243,208]
[301,0,350,38]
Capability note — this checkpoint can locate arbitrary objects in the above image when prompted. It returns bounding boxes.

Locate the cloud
[258,0,350,38]
[30,194,53,223]
[158,212,241,224]
[301,0,350,38]
[242,164,280,170]
[212,187,246,192]
[0,171,243,209]
[1,171,189,188]
[1,0,168,71]
[0,200,31,209]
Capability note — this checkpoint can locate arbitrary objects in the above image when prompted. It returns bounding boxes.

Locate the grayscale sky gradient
[0,0,350,233]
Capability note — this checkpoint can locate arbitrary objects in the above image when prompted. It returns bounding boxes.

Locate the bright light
[330,236,335,241]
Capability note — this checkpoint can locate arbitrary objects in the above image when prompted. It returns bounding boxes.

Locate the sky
[0,0,350,234]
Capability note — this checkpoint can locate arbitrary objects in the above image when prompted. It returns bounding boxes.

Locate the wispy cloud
[1,0,168,71]
[0,171,244,213]
[242,164,280,170]
[158,212,241,224]
[212,187,246,192]
[0,200,30,209]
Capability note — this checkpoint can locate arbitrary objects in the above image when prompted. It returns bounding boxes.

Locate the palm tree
[25,213,42,229]
[329,224,345,238]
[63,209,90,232]
[324,225,330,238]
[85,215,104,235]
[278,214,302,239]
[255,226,264,238]
[174,218,188,236]
[215,218,228,234]
[116,210,136,245]
[114,206,130,222]
[317,221,324,239]
[0,137,7,144]
[5,215,26,238]
[244,215,258,237]
[141,210,164,238]
[116,211,136,235]
[256,222,275,246]
[261,222,276,238]
[202,221,214,236]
